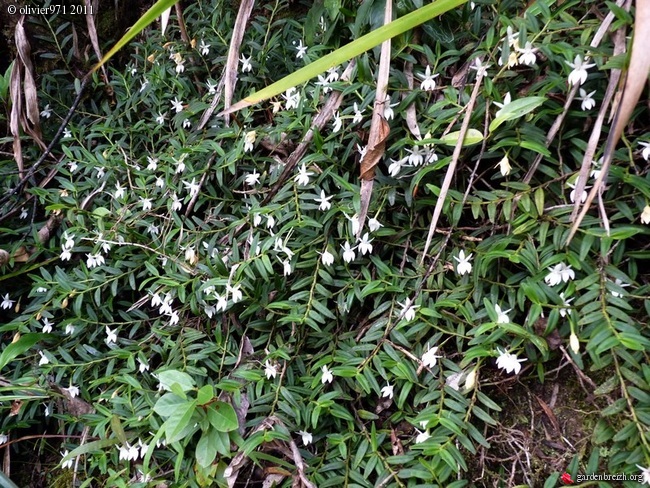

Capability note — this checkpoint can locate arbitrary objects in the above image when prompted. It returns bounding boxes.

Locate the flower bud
[569,333,580,354]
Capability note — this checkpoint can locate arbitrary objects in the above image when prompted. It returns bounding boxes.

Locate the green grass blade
[91,0,179,74]
[224,0,467,114]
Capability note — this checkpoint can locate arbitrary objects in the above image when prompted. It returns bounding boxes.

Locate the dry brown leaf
[360,116,390,180]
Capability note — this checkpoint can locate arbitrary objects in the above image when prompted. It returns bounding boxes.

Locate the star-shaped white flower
[640,205,650,224]
[517,41,537,66]
[264,360,277,379]
[493,92,511,116]
[352,102,363,124]
[315,190,333,211]
[240,54,252,73]
[332,112,343,133]
[105,326,117,345]
[380,383,394,399]
[319,249,334,266]
[494,304,511,324]
[398,298,418,322]
[42,318,53,333]
[566,55,596,86]
[183,178,200,197]
[341,241,356,263]
[245,170,260,186]
[140,197,153,211]
[171,97,184,113]
[454,250,473,275]
[636,465,650,484]
[1,294,14,310]
[544,262,575,286]
[368,218,383,232]
[358,233,373,255]
[297,430,313,445]
[559,292,574,317]
[496,156,511,176]
[295,39,308,59]
[495,348,526,375]
[422,344,440,368]
[295,163,312,186]
[199,39,210,56]
[419,65,439,91]
[321,365,333,384]
[577,88,596,111]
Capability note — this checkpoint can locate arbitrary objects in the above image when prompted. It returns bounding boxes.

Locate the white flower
[61,450,73,469]
[517,41,537,66]
[168,310,179,326]
[68,161,78,172]
[352,102,363,124]
[358,233,373,255]
[297,430,313,445]
[65,324,75,335]
[60,249,72,261]
[63,128,72,139]
[493,92,512,116]
[228,284,243,303]
[183,177,200,197]
[415,429,431,444]
[383,94,397,120]
[267,215,275,229]
[244,130,256,152]
[199,39,210,56]
[114,182,126,199]
[283,259,292,276]
[422,344,440,368]
[183,118,191,129]
[639,141,650,161]
[140,197,153,211]
[171,97,184,113]
[175,158,186,174]
[494,304,511,324]
[105,326,117,345]
[1,294,14,310]
[341,241,356,263]
[171,193,182,211]
[283,87,301,110]
[319,249,334,266]
[62,232,75,249]
[40,104,52,118]
[495,348,526,375]
[388,158,403,177]
[346,213,360,235]
[315,74,331,93]
[545,262,575,286]
[253,213,262,227]
[175,62,185,74]
[610,278,629,298]
[245,170,260,186]
[368,218,383,232]
[398,298,418,322]
[446,371,463,390]
[95,167,105,179]
[146,156,158,171]
[419,65,439,91]
[470,58,491,77]
[315,190,333,211]
[321,365,333,384]
[357,144,367,161]
[155,112,166,124]
[380,383,394,399]
[206,80,217,94]
[578,88,596,111]
[64,385,80,398]
[185,246,197,265]
[156,177,165,188]
[295,39,308,59]
[496,155,511,176]
[140,78,149,92]
[590,158,602,179]
[138,358,149,373]
[332,112,343,133]
[86,253,105,269]
[454,250,473,275]
[407,146,426,166]
[569,333,580,354]
[325,67,339,82]
[636,465,650,484]
[264,360,277,380]
[641,205,650,224]
[295,163,312,186]
[566,55,596,86]
[42,318,53,333]
[559,292,574,317]
[240,54,252,73]
[568,182,589,203]
[38,351,49,366]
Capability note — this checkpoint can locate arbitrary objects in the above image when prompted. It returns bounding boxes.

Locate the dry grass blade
[9,58,24,178]
[85,0,108,85]
[566,0,650,245]
[403,62,421,139]
[358,0,392,236]
[199,0,255,128]
[420,69,484,263]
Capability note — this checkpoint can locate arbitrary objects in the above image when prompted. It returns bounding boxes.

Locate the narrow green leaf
[0,334,42,371]
[489,97,546,132]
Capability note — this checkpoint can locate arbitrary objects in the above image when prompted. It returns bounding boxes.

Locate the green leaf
[163,400,197,443]
[439,128,484,147]
[197,385,215,406]
[206,401,239,432]
[154,393,188,418]
[195,429,219,467]
[156,370,196,392]
[489,97,546,132]
[0,334,42,371]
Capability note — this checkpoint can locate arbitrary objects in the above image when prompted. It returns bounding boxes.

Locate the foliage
[1,0,650,486]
